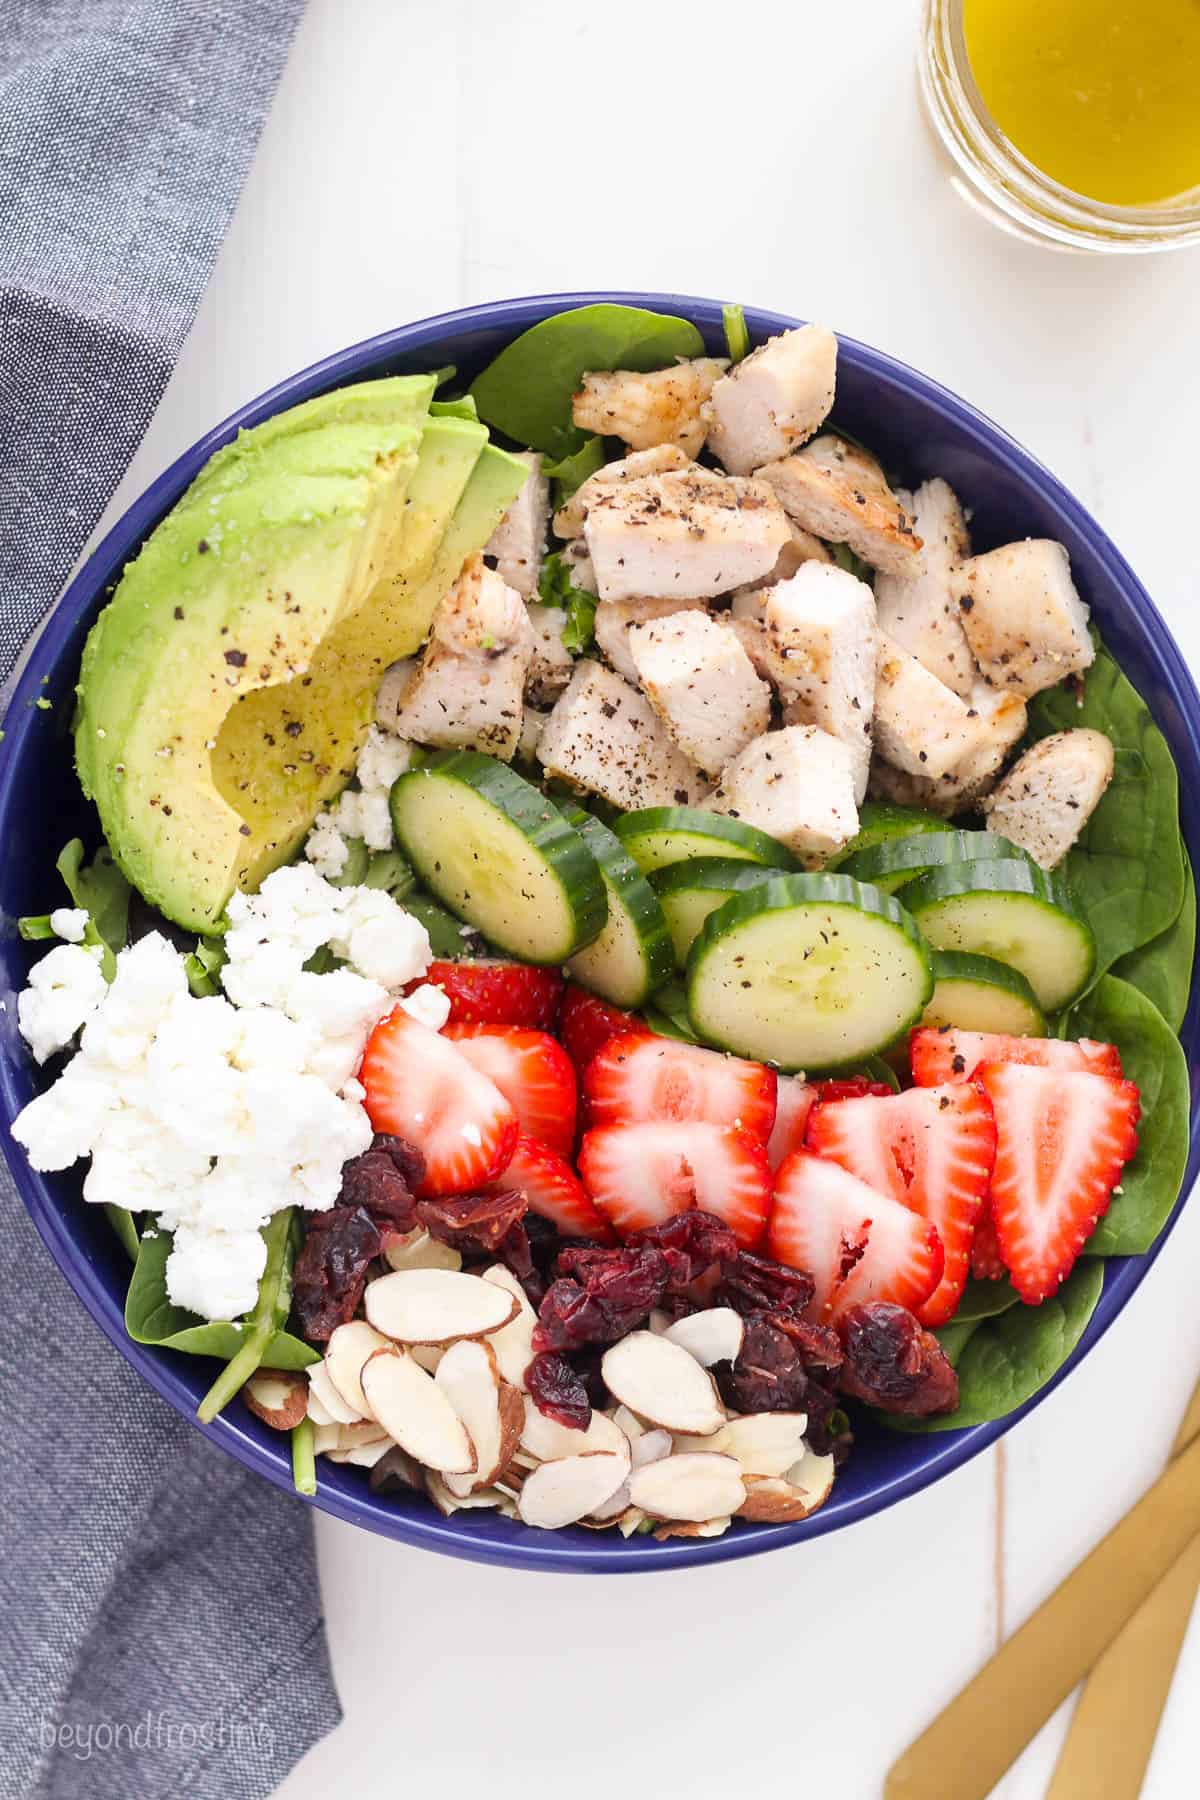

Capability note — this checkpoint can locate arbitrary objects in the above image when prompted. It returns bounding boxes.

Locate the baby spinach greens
[291,1417,318,1496]
[1111,851,1195,1035]
[950,1276,1022,1323]
[184,936,227,997]
[722,303,750,363]
[1065,974,1190,1256]
[544,436,605,504]
[470,304,705,459]
[1026,648,1184,982]
[18,838,133,980]
[537,550,597,653]
[197,1209,302,1422]
[886,1261,1105,1433]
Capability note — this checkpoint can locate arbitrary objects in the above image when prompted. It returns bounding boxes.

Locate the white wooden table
[100,2,1200,1792]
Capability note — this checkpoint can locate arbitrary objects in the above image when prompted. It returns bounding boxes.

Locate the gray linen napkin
[0,5,345,1796]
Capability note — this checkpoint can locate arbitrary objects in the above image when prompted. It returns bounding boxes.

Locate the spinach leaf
[885,1260,1104,1432]
[105,1206,141,1262]
[291,1417,318,1496]
[643,979,699,1043]
[125,1225,316,1371]
[17,915,56,941]
[470,304,705,459]
[951,1276,1022,1323]
[1026,648,1184,980]
[326,834,370,888]
[830,542,875,585]
[722,303,750,363]
[364,848,417,897]
[537,550,597,653]
[1111,850,1195,1035]
[57,839,132,979]
[544,436,605,503]
[1063,974,1191,1255]
[197,1208,300,1422]
[184,936,227,998]
[403,894,487,958]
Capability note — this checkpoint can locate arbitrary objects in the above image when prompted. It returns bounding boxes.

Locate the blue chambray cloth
[0,5,343,1797]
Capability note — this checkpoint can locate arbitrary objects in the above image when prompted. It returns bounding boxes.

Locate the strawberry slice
[813,1075,895,1103]
[767,1075,816,1172]
[970,1204,1007,1281]
[558,984,641,1075]
[415,960,563,1029]
[910,1027,1122,1088]
[977,1062,1140,1303]
[577,1121,772,1249]
[444,1024,576,1157]
[361,1009,518,1197]
[805,1083,996,1326]
[584,1035,777,1140]
[769,1151,944,1321]
[488,1133,613,1242]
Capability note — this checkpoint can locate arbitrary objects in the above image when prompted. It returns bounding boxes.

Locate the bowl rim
[3,289,1198,1573]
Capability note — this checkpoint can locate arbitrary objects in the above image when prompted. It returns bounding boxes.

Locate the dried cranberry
[533,1247,669,1353]
[624,1211,738,1291]
[719,1251,815,1320]
[292,1205,382,1341]
[768,1312,843,1369]
[338,1147,418,1233]
[416,1189,527,1253]
[717,1313,811,1413]
[525,1352,592,1431]
[837,1301,959,1416]
[371,1133,426,1190]
[569,1345,611,1412]
[803,1377,849,1459]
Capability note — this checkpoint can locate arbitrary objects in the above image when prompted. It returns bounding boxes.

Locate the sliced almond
[736,1473,820,1523]
[610,1404,647,1442]
[384,1228,463,1274]
[601,1332,726,1436]
[327,1436,395,1470]
[653,1516,733,1541]
[312,1422,341,1456]
[617,1507,647,1537]
[783,1447,836,1512]
[360,1348,476,1475]
[306,1388,338,1428]
[365,1268,518,1346]
[589,1427,672,1522]
[308,1358,363,1426]
[714,1412,809,1478]
[410,1344,444,1375]
[627,1453,746,1522]
[481,1264,536,1390]
[325,1320,393,1419]
[520,1396,630,1462]
[242,1369,308,1431]
[518,1451,631,1529]
[369,1445,426,1496]
[426,1473,511,1517]
[662,1308,745,1368]
[437,1341,525,1496]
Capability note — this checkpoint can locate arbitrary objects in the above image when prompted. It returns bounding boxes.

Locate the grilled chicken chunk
[594,595,710,683]
[628,610,771,777]
[572,360,728,458]
[536,659,707,811]
[707,725,859,862]
[875,479,975,697]
[553,444,692,539]
[484,452,549,599]
[982,729,1114,868]
[867,681,1028,815]
[952,539,1094,697]
[392,554,534,760]
[757,435,924,578]
[583,466,790,603]
[873,635,993,780]
[705,325,838,475]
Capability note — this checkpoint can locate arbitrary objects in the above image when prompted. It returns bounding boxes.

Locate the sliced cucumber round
[922,951,1046,1035]
[561,805,673,1006]
[842,830,1026,895]
[389,753,606,963]
[686,873,933,1072]
[903,857,1095,1012]
[827,802,953,869]
[614,807,795,876]
[649,857,780,964]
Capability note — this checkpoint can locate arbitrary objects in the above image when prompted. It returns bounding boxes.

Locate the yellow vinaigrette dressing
[962,0,1200,207]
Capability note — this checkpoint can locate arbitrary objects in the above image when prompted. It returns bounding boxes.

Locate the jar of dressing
[920,0,1200,252]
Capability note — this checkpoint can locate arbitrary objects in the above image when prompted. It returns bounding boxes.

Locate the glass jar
[919,0,1200,254]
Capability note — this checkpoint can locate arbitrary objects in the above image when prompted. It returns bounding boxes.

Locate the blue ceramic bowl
[2,293,1198,1573]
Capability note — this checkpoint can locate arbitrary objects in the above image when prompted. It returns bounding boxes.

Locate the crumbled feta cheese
[49,907,88,943]
[330,888,431,990]
[17,943,108,1064]
[304,813,350,880]
[355,790,393,852]
[166,1225,268,1322]
[357,723,412,793]
[401,983,452,1032]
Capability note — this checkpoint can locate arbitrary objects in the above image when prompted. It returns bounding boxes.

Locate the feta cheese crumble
[16,942,107,1063]
[304,723,412,870]
[49,907,88,943]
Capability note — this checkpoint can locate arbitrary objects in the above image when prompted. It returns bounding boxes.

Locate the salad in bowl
[3,297,1193,1561]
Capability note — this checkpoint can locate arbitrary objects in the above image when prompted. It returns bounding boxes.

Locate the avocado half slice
[75,377,529,931]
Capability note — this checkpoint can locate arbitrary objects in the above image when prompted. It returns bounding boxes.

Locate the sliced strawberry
[805,1083,996,1326]
[443,1024,576,1157]
[813,1074,896,1103]
[488,1133,613,1242]
[415,960,563,1030]
[361,1008,518,1197]
[910,1027,1122,1088]
[977,1062,1140,1303]
[970,1204,1007,1282]
[577,1121,772,1249]
[558,984,641,1075]
[769,1151,944,1322]
[584,1034,777,1140]
[767,1075,816,1172]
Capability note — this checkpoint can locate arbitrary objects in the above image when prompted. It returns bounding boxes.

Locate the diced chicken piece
[554,444,692,539]
[594,596,710,683]
[727,615,775,685]
[393,555,534,760]
[573,360,728,459]
[873,635,993,780]
[375,657,416,733]
[867,682,1027,816]
[757,435,924,578]
[708,726,858,863]
[525,604,573,705]
[483,452,549,599]
[982,729,1114,869]
[536,660,707,811]
[760,563,877,804]
[952,539,1094,697]
[517,707,549,764]
[874,479,975,698]
[731,523,832,615]
[584,467,790,603]
[560,536,598,593]
[705,325,838,475]
[628,611,771,777]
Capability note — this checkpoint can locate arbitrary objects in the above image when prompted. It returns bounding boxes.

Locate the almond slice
[653,1516,733,1541]
[589,1426,672,1522]
[736,1474,818,1522]
[610,1404,647,1441]
[242,1369,308,1430]
[364,1268,519,1346]
[369,1446,427,1496]
[306,1388,338,1428]
[437,1340,524,1496]
[662,1308,745,1368]
[325,1320,393,1418]
[601,1332,726,1436]
[627,1453,746,1522]
[327,1436,395,1470]
[308,1358,363,1426]
[360,1348,476,1475]
[384,1228,463,1274]
[312,1422,342,1456]
[783,1446,836,1512]
[410,1344,444,1376]
[426,1473,511,1517]
[518,1451,631,1529]
[713,1412,810,1478]
[520,1396,630,1463]
[481,1265,537,1390]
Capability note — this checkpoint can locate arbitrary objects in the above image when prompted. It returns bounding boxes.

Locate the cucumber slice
[643,978,700,1043]
[389,752,607,962]
[903,858,1095,1012]
[922,951,1046,1035]
[650,857,780,963]
[842,830,1026,895]
[561,806,674,1006]
[828,802,953,869]
[686,873,933,1072]
[614,807,795,875]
